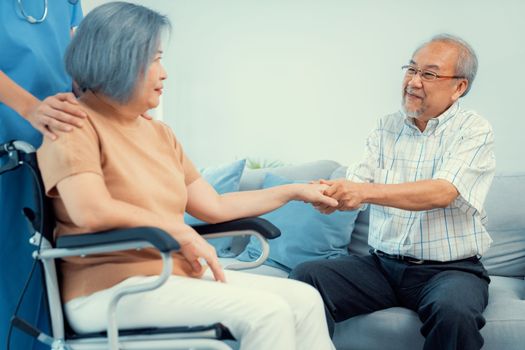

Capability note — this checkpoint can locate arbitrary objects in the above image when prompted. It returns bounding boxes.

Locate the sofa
[211,160,525,350]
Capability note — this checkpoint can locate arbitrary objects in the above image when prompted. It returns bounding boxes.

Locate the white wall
[83,0,525,171]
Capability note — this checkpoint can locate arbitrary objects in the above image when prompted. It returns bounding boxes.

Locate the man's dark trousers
[290,253,490,350]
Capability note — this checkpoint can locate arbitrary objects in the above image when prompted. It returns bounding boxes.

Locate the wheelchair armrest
[55,226,180,253]
[192,217,281,271]
[48,218,279,271]
[191,217,281,240]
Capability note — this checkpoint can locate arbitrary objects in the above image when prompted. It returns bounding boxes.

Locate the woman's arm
[56,172,225,282]
[185,177,338,224]
[0,71,86,140]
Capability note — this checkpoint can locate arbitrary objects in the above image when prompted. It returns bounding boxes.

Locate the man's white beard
[402,98,424,118]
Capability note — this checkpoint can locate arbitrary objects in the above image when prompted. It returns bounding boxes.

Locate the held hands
[294,183,339,208]
[313,179,365,214]
[178,229,226,283]
[26,92,87,140]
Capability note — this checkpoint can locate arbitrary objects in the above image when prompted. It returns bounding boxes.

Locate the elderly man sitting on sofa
[291,33,494,350]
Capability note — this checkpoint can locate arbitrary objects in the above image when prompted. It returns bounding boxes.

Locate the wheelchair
[0,140,281,350]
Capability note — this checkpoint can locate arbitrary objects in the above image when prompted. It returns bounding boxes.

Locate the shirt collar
[403,102,460,135]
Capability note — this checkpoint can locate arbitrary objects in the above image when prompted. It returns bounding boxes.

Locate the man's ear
[452,79,468,100]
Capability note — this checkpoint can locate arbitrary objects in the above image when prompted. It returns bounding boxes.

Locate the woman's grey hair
[414,33,478,97]
[65,2,171,103]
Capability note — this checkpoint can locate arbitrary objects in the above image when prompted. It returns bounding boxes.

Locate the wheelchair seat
[1,140,281,350]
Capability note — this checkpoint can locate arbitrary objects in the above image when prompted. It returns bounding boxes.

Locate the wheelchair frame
[1,140,281,350]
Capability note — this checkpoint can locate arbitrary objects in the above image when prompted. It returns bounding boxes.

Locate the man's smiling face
[402,41,467,122]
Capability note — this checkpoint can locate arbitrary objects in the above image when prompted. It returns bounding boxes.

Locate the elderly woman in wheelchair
[33,2,336,350]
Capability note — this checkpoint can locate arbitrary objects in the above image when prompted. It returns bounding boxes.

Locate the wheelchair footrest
[67,323,235,341]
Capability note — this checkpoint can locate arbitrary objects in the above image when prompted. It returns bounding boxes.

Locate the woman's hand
[295,183,339,208]
[313,179,364,214]
[178,230,226,283]
[26,92,87,140]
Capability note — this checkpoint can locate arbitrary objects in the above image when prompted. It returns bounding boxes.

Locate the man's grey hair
[413,33,478,97]
[65,1,171,103]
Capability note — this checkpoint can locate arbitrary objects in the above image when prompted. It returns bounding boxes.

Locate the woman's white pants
[65,269,335,350]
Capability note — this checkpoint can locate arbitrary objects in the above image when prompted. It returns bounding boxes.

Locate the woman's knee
[228,294,296,349]
[244,292,294,324]
[277,277,323,308]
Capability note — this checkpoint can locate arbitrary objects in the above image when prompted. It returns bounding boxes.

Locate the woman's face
[132,50,167,111]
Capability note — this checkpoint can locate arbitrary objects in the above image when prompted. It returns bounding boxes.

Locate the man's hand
[26,92,86,140]
[314,179,365,214]
[178,230,226,283]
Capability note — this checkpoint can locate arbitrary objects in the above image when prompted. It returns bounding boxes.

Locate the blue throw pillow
[237,173,358,271]
[184,159,246,257]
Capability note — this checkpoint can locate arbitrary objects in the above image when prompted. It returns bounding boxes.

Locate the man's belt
[371,249,425,264]
[370,249,480,265]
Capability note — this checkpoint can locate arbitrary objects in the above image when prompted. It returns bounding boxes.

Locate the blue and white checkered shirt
[347,102,496,261]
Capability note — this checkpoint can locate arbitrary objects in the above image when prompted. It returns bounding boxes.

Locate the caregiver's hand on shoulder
[26,92,87,140]
[178,230,226,283]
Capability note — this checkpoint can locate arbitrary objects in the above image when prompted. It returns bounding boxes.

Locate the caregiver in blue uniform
[0,1,84,349]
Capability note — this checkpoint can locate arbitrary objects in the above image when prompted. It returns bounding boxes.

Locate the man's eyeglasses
[401,65,465,82]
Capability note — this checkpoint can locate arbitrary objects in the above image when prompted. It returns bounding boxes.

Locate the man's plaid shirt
[348,102,496,261]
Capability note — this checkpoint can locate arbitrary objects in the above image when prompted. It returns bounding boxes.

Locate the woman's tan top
[37,92,201,302]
